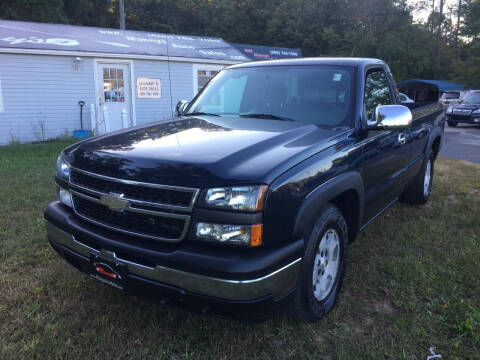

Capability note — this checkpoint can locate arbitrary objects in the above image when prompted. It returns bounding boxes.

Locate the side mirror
[367,105,412,130]
[175,100,190,117]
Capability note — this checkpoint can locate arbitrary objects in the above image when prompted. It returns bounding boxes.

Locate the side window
[364,69,393,119]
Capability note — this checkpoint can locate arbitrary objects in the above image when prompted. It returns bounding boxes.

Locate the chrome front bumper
[46,221,301,302]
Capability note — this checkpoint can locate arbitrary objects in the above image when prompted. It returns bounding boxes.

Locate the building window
[197,69,220,93]
[193,65,224,97]
[103,68,125,102]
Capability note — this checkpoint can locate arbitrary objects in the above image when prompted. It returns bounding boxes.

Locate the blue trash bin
[73,130,91,139]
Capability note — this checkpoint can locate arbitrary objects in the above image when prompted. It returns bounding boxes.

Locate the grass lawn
[1,140,479,360]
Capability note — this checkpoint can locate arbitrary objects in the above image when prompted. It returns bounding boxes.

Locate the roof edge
[0,47,241,65]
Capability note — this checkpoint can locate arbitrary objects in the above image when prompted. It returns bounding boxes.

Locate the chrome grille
[70,168,197,211]
[68,167,199,242]
[453,109,471,116]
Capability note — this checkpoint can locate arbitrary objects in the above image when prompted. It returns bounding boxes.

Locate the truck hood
[66,116,349,188]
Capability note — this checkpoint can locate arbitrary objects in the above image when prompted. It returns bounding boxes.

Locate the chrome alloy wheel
[312,229,340,301]
[424,159,432,197]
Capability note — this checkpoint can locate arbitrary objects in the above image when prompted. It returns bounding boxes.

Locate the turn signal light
[250,224,263,247]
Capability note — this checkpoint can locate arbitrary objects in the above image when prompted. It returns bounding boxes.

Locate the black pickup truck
[45,58,444,321]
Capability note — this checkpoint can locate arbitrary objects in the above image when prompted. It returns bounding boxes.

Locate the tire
[291,204,348,322]
[401,151,434,205]
[447,121,457,127]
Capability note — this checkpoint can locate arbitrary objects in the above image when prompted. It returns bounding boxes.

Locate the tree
[0,0,67,23]
[63,0,117,28]
[0,0,478,85]
[463,0,480,38]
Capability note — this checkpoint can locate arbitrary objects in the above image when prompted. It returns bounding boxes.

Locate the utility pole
[435,0,444,73]
[455,0,462,48]
[119,0,126,30]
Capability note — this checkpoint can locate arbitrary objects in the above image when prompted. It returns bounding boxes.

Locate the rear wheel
[447,121,457,127]
[291,204,348,322]
[401,151,434,205]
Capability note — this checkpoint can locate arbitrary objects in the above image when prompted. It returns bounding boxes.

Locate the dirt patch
[363,317,375,327]
[372,299,395,314]
[446,194,459,204]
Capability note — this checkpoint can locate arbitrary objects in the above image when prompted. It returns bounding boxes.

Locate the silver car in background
[439,90,462,108]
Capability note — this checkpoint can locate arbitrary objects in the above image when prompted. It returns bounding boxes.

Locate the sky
[408,0,459,23]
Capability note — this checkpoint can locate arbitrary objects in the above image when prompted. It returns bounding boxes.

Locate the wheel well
[329,189,360,243]
[432,136,441,160]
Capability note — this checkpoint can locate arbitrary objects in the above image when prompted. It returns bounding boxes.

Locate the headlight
[473,108,480,115]
[204,185,267,211]
[56,154,71,180]
[446,106,453,114]
[57,187,73,208]
[195,223,262,246]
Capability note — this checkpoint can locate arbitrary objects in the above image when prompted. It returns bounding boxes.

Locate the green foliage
[0,0,67,23]
[0,0,479,86]
[446,299,480,347]
[463,0,480,38]
[63,0,118,28]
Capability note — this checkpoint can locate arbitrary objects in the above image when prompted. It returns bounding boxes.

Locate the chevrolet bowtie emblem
[100,193,129,212]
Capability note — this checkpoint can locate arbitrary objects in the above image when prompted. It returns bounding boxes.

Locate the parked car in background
[445,90,480,127]
[439,90,462,108]
[45,58,444,321]
[399,92,414,103]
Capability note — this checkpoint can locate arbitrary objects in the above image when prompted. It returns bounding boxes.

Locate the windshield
[185,65,354,127]
[463,92,480,104]
[441,92,460,99]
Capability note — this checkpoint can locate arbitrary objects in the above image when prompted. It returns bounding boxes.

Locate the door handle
[398,133,406,145]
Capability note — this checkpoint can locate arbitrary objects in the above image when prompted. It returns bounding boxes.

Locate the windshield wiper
[185,112,220,117]
[239,113,294,121]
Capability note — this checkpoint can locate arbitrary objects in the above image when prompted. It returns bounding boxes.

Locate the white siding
[0,53,233,145]
[0,53,96,145]
[133,60,198,126]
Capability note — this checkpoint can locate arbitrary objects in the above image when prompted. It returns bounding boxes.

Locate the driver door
[360,68,411,222]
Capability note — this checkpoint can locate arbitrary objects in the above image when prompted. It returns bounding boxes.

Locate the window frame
[102,66,126,103]
[363,66,396,121]
[192,64,225,98]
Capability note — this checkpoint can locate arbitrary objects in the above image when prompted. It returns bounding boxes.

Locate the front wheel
[290,204,348,322]
[401,151,434,205]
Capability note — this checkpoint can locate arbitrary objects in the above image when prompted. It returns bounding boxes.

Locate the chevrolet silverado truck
[445,90,480,127]
[45,58,444,321]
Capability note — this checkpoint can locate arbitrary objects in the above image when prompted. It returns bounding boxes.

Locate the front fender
[426,123,444,159]
[292,171,364,239]
[424,107,445,157]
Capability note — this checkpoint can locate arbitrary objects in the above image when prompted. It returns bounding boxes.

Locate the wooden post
[90,103,97,135]
[121,108,129,129]
[103,105,110,133]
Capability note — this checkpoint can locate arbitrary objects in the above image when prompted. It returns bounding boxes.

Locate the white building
[0,20,301,145]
